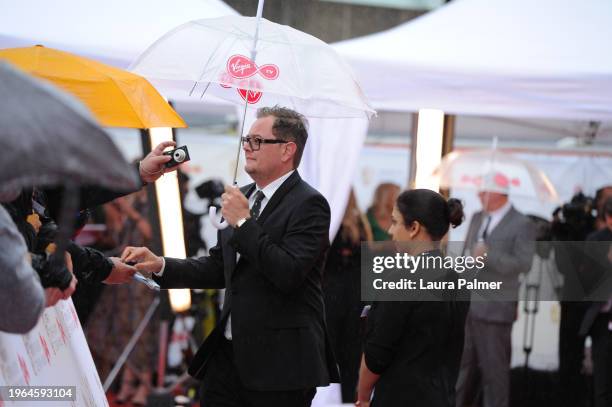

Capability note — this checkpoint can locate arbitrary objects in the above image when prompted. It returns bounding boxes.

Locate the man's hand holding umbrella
[221,186,250,227]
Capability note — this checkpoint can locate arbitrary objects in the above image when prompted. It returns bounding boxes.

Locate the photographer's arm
[43,141,177,216]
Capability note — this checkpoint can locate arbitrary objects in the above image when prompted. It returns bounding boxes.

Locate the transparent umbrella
[130,15,374,121]
[433,148,559,202]
[131,0,374,228]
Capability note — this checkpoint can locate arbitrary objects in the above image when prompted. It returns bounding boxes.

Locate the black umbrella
[0,61,138,193]
[0,61,139,265]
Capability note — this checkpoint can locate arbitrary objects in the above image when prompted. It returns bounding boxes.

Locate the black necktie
[481,215,492,240]
[250,190,265,220]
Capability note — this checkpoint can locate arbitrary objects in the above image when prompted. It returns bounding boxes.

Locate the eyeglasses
[241,136,289,151]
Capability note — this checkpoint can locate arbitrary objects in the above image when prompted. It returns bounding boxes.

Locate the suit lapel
[255,171,301,225]
[242,183,257,199]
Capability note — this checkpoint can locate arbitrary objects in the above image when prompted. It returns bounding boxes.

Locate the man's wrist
[235,216,250,228]
[153,257,166,277]
[139,160,164,183]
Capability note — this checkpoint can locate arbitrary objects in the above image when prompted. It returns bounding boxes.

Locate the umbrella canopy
[433,149,559,202]
[0,45,187,128]
[130,15,375,119]
[0,61,139,194]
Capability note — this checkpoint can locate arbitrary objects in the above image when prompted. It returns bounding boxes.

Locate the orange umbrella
[0,45,186,128]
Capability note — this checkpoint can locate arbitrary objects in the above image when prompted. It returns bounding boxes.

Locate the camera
[163,145,190,168]
[551,192,595,241]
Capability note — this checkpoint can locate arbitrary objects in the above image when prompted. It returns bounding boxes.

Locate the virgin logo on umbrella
[220,54,279,104]
[227,55,279,80]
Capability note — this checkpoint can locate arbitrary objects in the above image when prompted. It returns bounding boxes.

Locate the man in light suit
[456,173,535,407]
[122,106,339,407]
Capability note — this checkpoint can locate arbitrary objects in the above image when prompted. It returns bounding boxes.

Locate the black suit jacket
[365,251,470,407]
[156,171,340,391]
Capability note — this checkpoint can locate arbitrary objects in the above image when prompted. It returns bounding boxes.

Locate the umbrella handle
[209,206,229,230]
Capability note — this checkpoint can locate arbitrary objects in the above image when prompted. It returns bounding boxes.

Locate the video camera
[194,179,224,210]
[551,192,596,241]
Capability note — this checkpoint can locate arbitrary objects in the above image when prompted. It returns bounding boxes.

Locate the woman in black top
[357,189,469,407]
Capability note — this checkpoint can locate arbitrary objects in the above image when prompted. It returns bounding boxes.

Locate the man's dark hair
[257,106,308,168]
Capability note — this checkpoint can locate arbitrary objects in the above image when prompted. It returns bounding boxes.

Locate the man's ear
[409,221,421,239]
[282,142,297,164]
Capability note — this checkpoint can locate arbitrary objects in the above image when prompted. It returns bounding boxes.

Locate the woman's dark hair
[396,189,464,240]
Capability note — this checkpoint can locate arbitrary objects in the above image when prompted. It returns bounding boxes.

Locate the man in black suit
[122,106,339,407]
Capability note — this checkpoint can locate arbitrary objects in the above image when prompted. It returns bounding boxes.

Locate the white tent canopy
[0,0,238,68]
[334,0,612,121]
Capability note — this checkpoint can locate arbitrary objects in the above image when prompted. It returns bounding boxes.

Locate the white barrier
[0,299,107,406]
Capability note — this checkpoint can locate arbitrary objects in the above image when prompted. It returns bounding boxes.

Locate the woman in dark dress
[324,190,372,403]
[357,189,470,407]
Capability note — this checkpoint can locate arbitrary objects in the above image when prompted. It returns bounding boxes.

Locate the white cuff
[154,257,166,277]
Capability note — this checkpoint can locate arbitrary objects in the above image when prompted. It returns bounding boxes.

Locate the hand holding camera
[139,141,191,183]
[163,145,190,168]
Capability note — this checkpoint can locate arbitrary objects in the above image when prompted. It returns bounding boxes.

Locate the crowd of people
[1,105,610,407]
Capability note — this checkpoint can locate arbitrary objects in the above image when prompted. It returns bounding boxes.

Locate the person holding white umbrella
[129,0,375,234]
[456,172,536,407]
[122,106,340,407]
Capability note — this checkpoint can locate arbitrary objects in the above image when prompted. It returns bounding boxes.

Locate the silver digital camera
[163,145,190,168]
